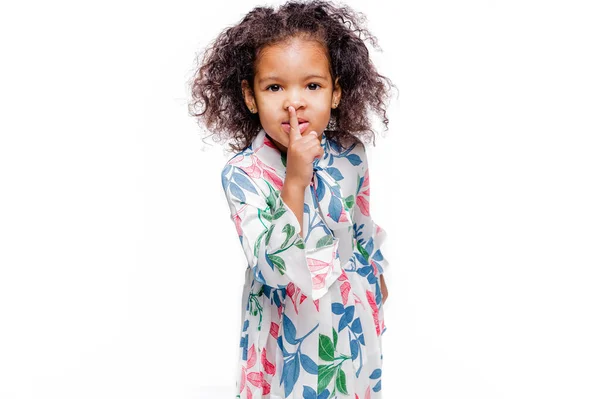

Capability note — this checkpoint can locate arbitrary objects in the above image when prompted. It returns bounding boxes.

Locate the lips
[281,120,310,134]
[282,118,308,124]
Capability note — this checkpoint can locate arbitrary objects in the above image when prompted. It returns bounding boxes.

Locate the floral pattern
[222,129,389,398]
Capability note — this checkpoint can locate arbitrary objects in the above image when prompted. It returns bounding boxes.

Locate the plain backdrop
[1,0,599,398]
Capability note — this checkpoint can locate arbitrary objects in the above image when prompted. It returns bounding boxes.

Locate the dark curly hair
[188,0,397,153]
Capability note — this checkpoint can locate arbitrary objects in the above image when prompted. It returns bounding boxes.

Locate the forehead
[255,38,331,79]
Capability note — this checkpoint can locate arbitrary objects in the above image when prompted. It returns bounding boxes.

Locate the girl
[189,1,396,397]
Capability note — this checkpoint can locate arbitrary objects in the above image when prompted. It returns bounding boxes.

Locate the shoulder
[221,147,251,186]
[334,137,368,171]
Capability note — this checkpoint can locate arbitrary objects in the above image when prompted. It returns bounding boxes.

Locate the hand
[380,274,388,304]
[284,106,324,188]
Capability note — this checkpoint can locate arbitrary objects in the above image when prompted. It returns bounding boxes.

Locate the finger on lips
[288,106,300,140]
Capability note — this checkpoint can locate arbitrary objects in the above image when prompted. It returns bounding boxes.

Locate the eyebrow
[258,74,328,84]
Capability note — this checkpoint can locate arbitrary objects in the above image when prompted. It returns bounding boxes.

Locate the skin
[241,36,388,304]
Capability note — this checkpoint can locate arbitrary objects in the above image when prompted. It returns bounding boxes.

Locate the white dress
[221,128,389,399]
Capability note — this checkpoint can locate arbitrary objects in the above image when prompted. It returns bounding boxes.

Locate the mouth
[281,120,310,134]
[282,118,308,124]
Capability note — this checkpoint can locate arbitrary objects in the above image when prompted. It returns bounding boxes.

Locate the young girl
[189,1,396,397]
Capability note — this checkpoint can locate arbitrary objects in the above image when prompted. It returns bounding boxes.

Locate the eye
[266,84,281,92]
[308,83,321,90]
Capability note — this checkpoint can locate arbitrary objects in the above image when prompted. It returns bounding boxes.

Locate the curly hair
[188,0,397,153]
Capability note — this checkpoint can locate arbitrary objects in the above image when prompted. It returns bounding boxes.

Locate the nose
[283,88,306,111]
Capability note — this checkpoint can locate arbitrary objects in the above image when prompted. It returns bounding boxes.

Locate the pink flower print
[238,159,262,179]
[254,156,284,190]
[247,344,257,368]
[286,282,302,314]
[356,168,371,216]
[340,281,351,306]
[269,322,279,339]
[228,154,244,165]
[366,290,381,336]
[338,270,351,305]
[307,257,332,290]
[261,347,276,376]
[233,212,243,237]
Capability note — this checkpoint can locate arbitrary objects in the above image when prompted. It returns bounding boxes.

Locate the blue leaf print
[240,334,248,360]
[347,153,362,166]
[318,389,330,399]
[367,273,377,284]
[351,318,363,334]
[316,177,325,201]
[329,140,342,153]
[242,320,249,332]
[350,338,359,360]
[373,380,382,392]
[328,196,342,222]
[221,166,231,190]
[370,369,382,379]
[325,167,343,180]
[331,302,345,315]
[300,353,318,375]
[304,203,310,213]
[232,171,258,194]
[283,313,298,345]
[338,305,355,331]
[229,183,245,203]
[277,335,290,357]
[282,354,301,398]
[359,333,365,345]
[373,249,384,261]
[303,386,317,399]
[357,266,372,277]
[331,185,341,198]
[365,237,374,255]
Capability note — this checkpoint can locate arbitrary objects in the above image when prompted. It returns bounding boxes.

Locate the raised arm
[221,164,342,300]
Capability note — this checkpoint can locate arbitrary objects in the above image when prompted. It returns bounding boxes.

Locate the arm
[353,143,389,277]
[222,164,342,300]
[281,180,306,238]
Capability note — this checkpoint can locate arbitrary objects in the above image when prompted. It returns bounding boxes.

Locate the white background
[1,0,599,398]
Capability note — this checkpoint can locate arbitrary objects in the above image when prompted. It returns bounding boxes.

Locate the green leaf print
[294,239,305,249]
[254,228,268,257]
[332,327,338,348]
[265,224,275,245]
[335,368,348,394]
[317,364,336,395]
[319,334,335,362]
[272,206,286,220]
[267,254,286,274]
[265,181,277,210]
[356,239,369,263]
[261,211,273,222]
[281,224,295,249]
[344,194,355,209]
[316,234,334,249]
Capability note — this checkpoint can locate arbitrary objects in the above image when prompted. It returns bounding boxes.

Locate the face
[241,36,342,153]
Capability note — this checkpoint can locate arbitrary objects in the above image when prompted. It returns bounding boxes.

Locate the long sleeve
[352,143,389,281]
[221,164,342,300]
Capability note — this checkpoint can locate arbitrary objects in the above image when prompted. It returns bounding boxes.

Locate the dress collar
[250,128,330,178]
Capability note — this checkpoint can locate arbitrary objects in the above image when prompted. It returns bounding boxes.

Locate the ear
[241,80,257,113]
[331,77,342,109]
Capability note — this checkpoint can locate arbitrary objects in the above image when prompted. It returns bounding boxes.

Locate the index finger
[288,106,302,141]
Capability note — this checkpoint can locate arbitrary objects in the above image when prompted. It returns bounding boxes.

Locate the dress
[221,128,389,399]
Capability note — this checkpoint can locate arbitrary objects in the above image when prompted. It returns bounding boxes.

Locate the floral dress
[221,128,389,399]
